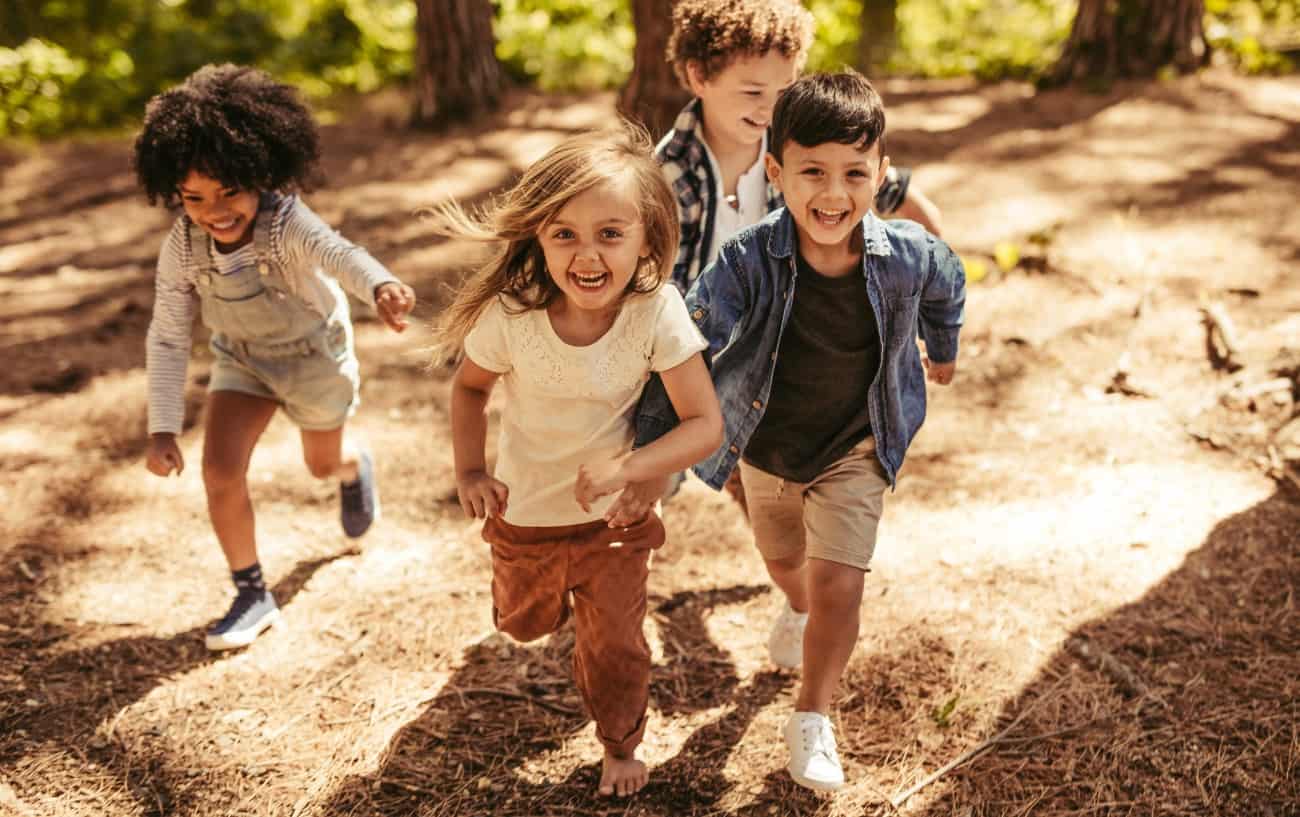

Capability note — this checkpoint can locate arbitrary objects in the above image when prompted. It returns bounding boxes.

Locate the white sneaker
[205,589,281,651]
[768,601,808,669]
[783,711,844,791]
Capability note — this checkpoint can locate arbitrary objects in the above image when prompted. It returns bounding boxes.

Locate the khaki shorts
[209,320,359,431]
[738,437,888,571]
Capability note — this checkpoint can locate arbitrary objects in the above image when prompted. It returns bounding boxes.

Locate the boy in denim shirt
[637,71,965,791]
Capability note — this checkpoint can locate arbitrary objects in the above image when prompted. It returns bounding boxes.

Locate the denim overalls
[186,196,359,430]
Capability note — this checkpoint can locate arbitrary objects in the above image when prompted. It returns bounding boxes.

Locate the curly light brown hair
[667,0,815,89]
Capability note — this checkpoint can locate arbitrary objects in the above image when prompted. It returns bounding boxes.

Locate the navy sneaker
[340,450,379,538]
[205,589,281,651]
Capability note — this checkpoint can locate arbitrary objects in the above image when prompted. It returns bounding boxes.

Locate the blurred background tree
[411,0,503,127]
[2,0,1296,139]
[617,0,689,138]
[1049,0,1209,84]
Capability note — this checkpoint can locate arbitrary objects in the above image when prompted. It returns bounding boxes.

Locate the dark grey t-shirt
[743,252,881,482]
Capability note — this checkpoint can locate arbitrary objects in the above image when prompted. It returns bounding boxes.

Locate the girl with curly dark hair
[134,64,416,652]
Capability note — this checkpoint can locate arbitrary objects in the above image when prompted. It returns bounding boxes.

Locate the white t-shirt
[702,132,770,269]
[463,285,707,527]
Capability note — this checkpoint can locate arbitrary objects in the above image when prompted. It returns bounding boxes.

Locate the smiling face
[178,170,260,251]
[688,51,799,155]
[538,177,650,319]
[767,139,890,257]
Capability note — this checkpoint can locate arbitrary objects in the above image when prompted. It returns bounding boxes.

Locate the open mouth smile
[571,270,610,290]
[812,208,850,227]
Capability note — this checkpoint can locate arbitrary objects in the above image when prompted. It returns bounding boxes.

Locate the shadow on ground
[910,489,1299,816]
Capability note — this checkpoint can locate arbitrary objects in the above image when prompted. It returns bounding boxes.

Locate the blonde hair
[430,122,679,362]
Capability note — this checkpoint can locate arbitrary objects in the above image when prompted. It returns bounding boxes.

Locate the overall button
[691,308,704,321]
[258,261,270,276]
[751,400,762,410]
[728,444,739,455]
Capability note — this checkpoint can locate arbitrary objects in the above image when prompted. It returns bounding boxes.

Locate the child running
[135,64,416,651]
[433,124,723,797]
[637,71,966,791]
[655,0,945,507]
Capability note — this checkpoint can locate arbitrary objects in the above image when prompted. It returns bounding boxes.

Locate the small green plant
[932,692,961,728]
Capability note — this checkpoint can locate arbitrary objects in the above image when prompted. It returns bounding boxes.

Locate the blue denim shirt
[634,207,966,489]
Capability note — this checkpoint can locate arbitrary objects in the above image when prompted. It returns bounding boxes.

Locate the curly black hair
[133,64,321,207]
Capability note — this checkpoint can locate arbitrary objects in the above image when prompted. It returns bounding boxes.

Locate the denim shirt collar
[765,208,894,262]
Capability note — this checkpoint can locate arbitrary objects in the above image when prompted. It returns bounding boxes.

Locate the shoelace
[800,720,838,761]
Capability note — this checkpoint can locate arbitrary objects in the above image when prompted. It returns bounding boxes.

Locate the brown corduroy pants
[481,511,665,758]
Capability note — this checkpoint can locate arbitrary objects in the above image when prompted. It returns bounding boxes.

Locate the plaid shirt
[656,98,911,294]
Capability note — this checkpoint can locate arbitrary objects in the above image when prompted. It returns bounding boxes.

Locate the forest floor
[1,70,1297,817]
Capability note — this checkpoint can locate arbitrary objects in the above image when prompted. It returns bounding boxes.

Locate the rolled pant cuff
[596,711,647,757]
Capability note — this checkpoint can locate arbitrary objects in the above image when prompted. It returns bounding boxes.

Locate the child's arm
[450,357,510,518]
[894,187,944,237]
[917,234,967,386]
[144,222,196,477]
[576,352,722,512]
[632,242,750,450]
[279,197,415,331]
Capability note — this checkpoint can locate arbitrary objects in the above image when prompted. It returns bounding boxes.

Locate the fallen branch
[453,686,583,717]
[1107,289,1155,398]
[888,675,1070,809]
[1200,299,1243,372]
[1065,635,1168,710]
[1221,377,1292,409]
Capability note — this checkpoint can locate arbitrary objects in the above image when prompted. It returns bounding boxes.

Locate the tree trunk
[618,0,691,139]
[411,0,504,129]
[857,0,898,76]
[1050,0,1209,85]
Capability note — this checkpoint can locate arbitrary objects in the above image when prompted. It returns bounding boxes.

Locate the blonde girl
[433,123,722,797]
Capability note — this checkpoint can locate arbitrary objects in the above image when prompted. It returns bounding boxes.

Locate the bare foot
[598,751,648,797]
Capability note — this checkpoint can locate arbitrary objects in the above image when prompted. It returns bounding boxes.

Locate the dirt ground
[1,70,1297,817]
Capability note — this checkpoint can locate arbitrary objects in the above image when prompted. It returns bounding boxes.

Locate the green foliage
[492,0,634,91]
[0,0,412,139]
[4,0,1297,139]
[807,0,1075,79]
[1207,0,1299,73]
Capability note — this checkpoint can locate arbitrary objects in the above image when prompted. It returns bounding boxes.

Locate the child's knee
[808,563,865,608]
[202,455,246,494]
[494,604,565,643]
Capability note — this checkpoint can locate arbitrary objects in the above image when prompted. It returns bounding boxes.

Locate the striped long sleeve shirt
[145,194,398,435]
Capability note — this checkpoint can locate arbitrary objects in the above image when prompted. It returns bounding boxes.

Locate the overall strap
[253,192,279,279]
[186,217,216,288]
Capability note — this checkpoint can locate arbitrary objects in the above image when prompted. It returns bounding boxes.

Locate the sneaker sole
[787,765,845,792]
[205,608,282,651]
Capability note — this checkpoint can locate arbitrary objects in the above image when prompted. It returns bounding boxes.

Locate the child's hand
[923,357,957,386]
[575,455,630,513]
[604,474,669,528]
[456,470,509,519]
[145,433,184,477]
[374,281,416,333]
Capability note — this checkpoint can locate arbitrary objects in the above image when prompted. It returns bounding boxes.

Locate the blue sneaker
[340,450,379,538]
[205,589,281,651]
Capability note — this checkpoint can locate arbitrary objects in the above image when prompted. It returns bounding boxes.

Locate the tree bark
[618,0,691,139]
[1050,0,1209,85]
[411,0,504,129]
[857,0,898,76]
